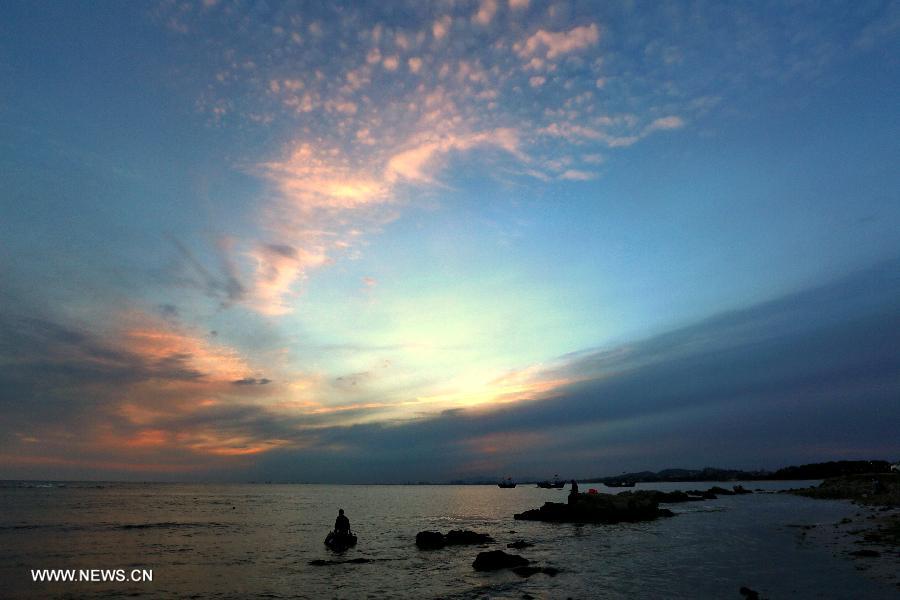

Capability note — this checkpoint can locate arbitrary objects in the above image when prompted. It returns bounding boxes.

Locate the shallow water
[0,480,893,598]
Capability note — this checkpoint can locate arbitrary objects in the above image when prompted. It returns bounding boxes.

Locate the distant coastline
[3,459,894,486]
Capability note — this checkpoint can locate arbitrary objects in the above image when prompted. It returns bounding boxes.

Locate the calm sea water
[0,480,894,599]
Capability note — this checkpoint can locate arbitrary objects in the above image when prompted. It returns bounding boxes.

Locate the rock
[416,529,493,549]
[739,586,760,599]
[514,491,674,524]
[472,550,529,571]
[507,540,534,549]
[641,490,706,503]
[789,473,900,506]
[445,529,493,545]
[415,530,445,549]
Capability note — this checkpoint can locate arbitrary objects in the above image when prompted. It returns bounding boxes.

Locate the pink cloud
[432,16,452,40]
[644,115,685,133]
[385,129,521,183]
[473,0,498,26]
[382,55,400,71]
[515,23,600,60]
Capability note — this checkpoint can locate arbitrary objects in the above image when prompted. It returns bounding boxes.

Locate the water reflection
[0,481,893,598]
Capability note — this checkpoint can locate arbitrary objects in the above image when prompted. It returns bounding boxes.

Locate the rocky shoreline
[514,485,751,524]
[787,473,900,591]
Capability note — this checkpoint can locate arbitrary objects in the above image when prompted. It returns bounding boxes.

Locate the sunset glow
[1,0,898,482]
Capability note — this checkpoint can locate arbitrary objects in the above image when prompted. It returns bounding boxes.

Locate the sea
[1,480,895,599]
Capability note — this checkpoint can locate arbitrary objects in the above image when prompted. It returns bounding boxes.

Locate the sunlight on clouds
[473,0,499,26]
[260,143,391,210]
[432,15,452,40]
[137,2,705,444]
[385,129,521,184]
[514,24,600,60]
[122,318,249,381]
[178,7,686,318]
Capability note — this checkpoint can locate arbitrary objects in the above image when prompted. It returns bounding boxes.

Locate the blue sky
[1,0,898,481]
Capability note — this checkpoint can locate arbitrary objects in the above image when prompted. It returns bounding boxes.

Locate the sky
[1,0,898,482]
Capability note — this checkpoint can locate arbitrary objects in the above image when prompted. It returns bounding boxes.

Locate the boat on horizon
[498,477,516,488]
[605,480,636,488]
[536,474,565,489]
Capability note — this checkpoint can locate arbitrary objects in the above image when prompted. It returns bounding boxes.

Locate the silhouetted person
[334,508,351,534]
[568,480,579,505]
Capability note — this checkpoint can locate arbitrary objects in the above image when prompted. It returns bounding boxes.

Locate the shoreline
[786,473,900,592]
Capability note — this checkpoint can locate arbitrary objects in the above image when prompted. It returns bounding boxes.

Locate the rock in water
[514,491,673,524]
[445,529,493,545]
[472,550,529,571]
[415,531,446,549]
[416,529,493,549]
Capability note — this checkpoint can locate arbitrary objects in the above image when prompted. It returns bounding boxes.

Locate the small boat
[536,475,565,489]
[498,477,516,488]
[324,530,357,551]
[605,480,636,488]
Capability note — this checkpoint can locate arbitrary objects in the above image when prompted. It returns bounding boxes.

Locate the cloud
[560,169,596,181]
[246,124,524,314]
[539,115,684,148]
[515,24,600,60]
[432,15,452,40]
[166,236,245,309]
[151,7,710,318]
[232,377,271,385]
[244,240,329,316]
[644,115,685,134]
[2,261,898,480]
[385,129,521,184]
[382,55,400,71]
[473,0,498,26]
[249,261,900,481]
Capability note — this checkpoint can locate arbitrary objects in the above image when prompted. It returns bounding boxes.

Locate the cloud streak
[3,259,897,480]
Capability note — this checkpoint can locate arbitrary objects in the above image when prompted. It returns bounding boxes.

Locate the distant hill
[769,460,891,480]
[591,460,892,483]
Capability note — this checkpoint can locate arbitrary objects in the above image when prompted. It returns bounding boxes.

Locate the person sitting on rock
[568,480,579,505]
[334,508,351,534]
